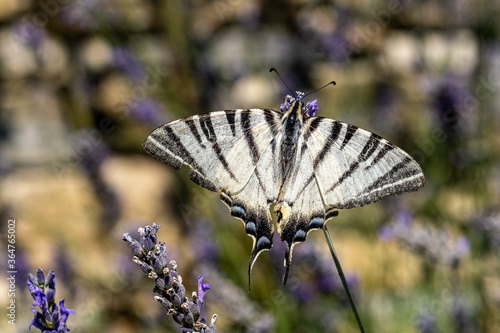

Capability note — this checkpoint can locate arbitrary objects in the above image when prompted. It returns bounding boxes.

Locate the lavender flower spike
[304,99,318,117]
[27,268,74,333]
[123,223,217,332]
[279,93,320,117]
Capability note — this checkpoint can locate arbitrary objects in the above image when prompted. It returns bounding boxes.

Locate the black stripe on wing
[241,110,261,165]
[225,112,237,137]
[185,119,206,149]
[149,127,196,169]
[341,124,358,149]
[312,119,342,169]
[197,115,238,181]
[328,132,382,191]
[365,156,424,193]
[365,141,395,169]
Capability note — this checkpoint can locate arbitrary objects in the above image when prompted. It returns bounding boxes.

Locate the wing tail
[220,175,274,291]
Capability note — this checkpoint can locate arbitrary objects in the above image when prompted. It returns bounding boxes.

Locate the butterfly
[143,80,426,288]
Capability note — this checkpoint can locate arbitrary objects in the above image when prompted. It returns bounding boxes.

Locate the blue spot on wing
[256,236,271,251]
[293,229,307,242]
[308,216,324,229]
[245,222,256,236]
[231,205,246,219]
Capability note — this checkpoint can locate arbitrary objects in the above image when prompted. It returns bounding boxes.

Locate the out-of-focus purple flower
[74,130,121,227]
[128,97,163,125]
[377,225,394,241]
[379,210,470,267]
[432,73,477,139]
[10,20,46,49]
[455,236,470,256]
[195,264,274,332]
[123,223,217,332]
[296,7,355,64]
[112,47,145,81]
[321,30,353,63]
[471,211,500,253]
[27,268,74,333]
[190,219,219,263]
[74,130,110,175]
[451,297,479,333]
[415,312,438,333]
[58,0,117,32]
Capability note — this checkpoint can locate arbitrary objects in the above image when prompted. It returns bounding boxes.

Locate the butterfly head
[280,92,319,118]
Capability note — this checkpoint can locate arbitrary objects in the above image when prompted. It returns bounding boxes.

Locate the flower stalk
[323,226,366,333]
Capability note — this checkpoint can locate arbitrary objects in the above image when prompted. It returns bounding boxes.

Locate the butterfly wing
[304,117,426,209]
[274,116,425,282]
[143,109,284,285]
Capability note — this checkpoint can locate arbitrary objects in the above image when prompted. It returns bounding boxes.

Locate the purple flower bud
[198,275,210,301]
[27,269,73,333]
[59,299,75,322]
[36,268,45,286]
[377,225,394,241]
[122,233,144,256]
[304,99,318,117]
[455,236,470,256]
[280,95,295,113]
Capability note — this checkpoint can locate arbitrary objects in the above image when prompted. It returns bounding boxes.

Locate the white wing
[143,109,284,287]
[304,117,426,209]
[143,109,282,195]
[273,116,425,282]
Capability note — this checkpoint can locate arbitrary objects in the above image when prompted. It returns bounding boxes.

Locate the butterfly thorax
[280,100,304,177]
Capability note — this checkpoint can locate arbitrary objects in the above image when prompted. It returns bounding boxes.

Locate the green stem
[323,226,366,333]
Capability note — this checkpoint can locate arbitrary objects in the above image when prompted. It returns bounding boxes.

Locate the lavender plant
[27,268,74,333]
[378,210,470,268]
[122,222,217,332]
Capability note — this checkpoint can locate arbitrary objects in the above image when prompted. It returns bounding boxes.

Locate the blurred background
[0,0,499,332]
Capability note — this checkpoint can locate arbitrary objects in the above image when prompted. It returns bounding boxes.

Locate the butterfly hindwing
[220,172,275,289]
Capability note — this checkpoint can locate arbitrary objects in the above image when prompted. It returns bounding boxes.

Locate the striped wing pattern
[304,117,425,209]
[143,109,284,284]
[273,117,425,282]
[144,107,425,287]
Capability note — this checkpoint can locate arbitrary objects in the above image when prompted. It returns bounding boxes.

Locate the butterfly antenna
[302,81,336,99]
[269,68,296,98]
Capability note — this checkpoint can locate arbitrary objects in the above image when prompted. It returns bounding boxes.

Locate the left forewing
[143,109,282,194]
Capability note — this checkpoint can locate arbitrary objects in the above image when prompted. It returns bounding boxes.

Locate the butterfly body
[143,94,425,287]
[280,100,304,178]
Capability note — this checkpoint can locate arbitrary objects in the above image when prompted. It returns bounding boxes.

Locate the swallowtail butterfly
[143,77,425,287]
